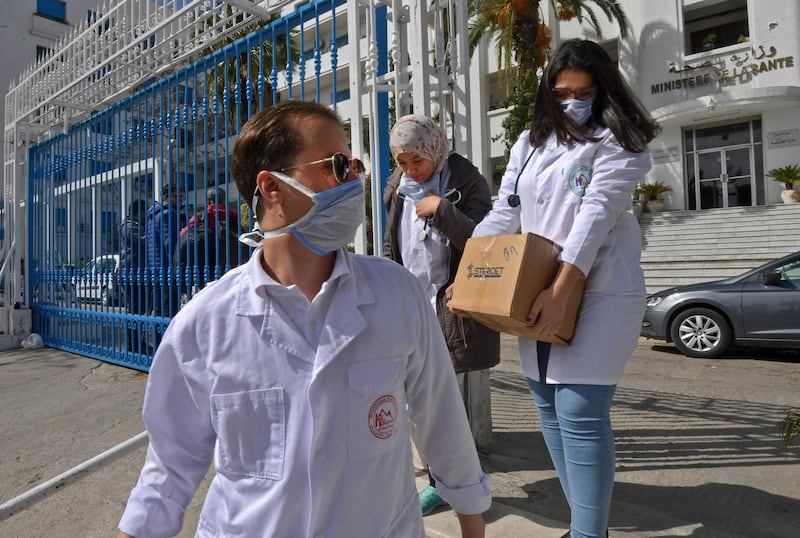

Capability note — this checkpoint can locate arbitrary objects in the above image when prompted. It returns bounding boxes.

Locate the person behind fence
[116,100,490,538]
[383,114,500,517]
[176,186,241,289]
[145,183,185,340]
[460,39,659,538]
[119,199,148,353]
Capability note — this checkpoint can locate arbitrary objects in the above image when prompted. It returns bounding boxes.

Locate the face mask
[239,171,365,256]
[560,97,595,126]
[398,173,440,203]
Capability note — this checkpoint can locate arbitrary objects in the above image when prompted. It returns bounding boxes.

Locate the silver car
[71,255,121,306]
[641,250,800,358]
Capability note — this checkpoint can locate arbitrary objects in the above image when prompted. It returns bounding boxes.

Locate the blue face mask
[398,173,440,203]
[561,97,595,126]
[239,171,365,256]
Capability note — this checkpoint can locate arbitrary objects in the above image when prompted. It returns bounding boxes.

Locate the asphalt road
[0,336,798,537]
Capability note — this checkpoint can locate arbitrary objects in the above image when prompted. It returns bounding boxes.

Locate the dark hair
[232,100,343,217]
[530,39,659,153]
[128,199,148,218]
[161,183,185,199]
[207,186,226,205]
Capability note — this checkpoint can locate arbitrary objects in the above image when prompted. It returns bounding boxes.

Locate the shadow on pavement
[648,343,800,364]
[492,478,800,538]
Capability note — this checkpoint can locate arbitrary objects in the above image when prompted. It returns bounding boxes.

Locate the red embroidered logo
[368,394,398,439]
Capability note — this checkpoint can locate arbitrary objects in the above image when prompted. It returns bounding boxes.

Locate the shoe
[419,485,447,515]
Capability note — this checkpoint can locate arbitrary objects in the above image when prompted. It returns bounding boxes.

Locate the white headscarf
[389,115,450,174]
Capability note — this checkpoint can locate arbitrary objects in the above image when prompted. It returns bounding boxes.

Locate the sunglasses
[552,86,597,102]
[280,152,365,184]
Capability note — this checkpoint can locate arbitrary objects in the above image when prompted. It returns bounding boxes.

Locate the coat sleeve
[471,134,529,237]
[117,329,216,537]
[430,155,492,251]
[382,171,401,260]
[560,132,651,276]
[404,280,491,515]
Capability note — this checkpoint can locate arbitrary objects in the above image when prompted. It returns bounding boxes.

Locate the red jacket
[180,204,239,239]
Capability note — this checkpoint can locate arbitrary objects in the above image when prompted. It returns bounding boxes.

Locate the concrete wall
[1,0,101,190]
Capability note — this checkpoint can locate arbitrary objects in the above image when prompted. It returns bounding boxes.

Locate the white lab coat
[474,128,650,384]
[118,249,490,538]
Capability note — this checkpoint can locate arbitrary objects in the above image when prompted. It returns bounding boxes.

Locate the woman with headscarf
[383,114,500,516]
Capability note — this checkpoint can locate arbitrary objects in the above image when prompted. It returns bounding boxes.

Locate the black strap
[507,146,537,208]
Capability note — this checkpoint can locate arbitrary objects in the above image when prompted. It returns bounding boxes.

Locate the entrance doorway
[685,120,765,210]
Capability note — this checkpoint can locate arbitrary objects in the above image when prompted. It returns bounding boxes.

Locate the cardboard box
[448,233,583,345]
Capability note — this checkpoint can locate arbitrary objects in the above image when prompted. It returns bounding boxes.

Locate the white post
[407,0,431,118]
[469,35,492,180]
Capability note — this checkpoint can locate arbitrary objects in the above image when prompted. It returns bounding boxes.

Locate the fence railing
[28,0,391,371]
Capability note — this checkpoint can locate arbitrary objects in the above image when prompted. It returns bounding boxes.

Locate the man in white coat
[116,100,490,538]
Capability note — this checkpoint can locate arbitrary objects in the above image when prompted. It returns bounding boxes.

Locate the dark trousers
[148,279,180,351]
[122,283,146,353]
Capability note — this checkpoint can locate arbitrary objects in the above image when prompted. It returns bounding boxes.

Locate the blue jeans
[527,378,616,538]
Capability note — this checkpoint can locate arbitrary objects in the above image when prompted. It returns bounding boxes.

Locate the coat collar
[233,248,373,368]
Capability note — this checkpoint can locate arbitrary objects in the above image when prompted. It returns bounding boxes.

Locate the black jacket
[383,153,500,373]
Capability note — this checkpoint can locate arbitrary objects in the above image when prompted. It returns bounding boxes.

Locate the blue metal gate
[28,0,390,371]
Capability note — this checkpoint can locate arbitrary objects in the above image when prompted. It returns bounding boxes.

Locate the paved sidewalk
[415,475,570,537]
[1,336,798,537]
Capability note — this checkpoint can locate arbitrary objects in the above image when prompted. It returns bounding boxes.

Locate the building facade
[1,0,103,194]
[473,0,800,211]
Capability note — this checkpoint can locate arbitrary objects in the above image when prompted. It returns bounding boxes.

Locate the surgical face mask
[239,170,365,256]
[560,97,595,126]
[398,173,440,203]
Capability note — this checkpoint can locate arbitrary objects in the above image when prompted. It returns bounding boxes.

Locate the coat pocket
[347,359,406,461]
[211,388,285,480]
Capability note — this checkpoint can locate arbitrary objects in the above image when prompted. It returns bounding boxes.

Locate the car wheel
[670,307,731,358]
[101,287,110,307]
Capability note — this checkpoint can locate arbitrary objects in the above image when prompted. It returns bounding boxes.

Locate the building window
[36,46,51,61]
[684,0,749,54]
[684,119,764,210]
[36,0,66,23]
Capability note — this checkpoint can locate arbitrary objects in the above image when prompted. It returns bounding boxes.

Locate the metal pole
[0,431,149,521]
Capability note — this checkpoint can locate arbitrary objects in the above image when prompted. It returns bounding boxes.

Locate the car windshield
[775,259,800,281]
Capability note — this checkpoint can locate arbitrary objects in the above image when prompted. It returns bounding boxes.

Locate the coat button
[537,197,545,204]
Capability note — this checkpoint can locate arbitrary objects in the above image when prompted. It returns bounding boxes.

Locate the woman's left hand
[527,287,568,336]
[415,192,442,218]
[527,262,585,335]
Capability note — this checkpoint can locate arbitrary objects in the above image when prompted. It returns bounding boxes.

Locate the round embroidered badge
[568,165,592,196]
[368,394,398,439]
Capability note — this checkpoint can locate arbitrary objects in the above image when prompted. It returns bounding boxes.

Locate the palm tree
[202,7,298,133]
[468,0,629,159]
[767,164,800,190]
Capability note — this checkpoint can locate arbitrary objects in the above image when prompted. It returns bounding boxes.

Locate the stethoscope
[507,147,538,208]
[399,187,462,242]
[417,187,461,241]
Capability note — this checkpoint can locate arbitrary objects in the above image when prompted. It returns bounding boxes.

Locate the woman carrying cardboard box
[465,39,659,538]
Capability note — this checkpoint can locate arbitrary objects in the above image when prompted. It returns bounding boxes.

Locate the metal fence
[27,0,390,371]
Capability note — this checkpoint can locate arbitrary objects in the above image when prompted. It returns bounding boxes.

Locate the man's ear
[256,170,283,202]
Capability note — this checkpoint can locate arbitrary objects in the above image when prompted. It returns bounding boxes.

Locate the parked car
[71,255,121,306]
[641,250,800,358]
